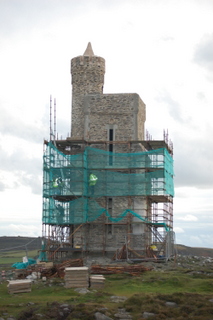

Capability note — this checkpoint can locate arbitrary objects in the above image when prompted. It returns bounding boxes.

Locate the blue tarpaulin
[12,258,36,269]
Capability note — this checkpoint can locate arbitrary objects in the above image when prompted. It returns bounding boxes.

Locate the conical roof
[83,42,94,56]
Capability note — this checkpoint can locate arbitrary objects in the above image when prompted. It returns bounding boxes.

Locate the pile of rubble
[15,258,84,280]
[2,254,213,283]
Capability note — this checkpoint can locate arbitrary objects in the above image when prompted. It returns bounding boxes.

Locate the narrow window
[109,129,113,165]
[108,198,113,215]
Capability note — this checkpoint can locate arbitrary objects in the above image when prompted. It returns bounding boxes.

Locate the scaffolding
[42,139,174,261]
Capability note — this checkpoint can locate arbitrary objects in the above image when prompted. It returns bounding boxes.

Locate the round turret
[71,42,105,96]
[71,43,105,137]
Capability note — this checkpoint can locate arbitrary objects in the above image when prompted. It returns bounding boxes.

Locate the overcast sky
[0,0,212,248]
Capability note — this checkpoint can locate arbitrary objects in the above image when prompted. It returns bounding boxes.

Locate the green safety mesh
[42,142,174,229]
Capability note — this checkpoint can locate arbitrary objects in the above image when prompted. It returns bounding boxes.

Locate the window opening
[109,129,113,165]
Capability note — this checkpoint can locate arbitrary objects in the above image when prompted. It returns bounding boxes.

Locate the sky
[0,0,213,248]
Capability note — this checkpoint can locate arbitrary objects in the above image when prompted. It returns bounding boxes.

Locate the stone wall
[84,93,146,147]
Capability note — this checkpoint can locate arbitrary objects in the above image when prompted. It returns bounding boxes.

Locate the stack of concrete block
[64,267,89,288]
[90,275,105,289]
[7,279,32,294]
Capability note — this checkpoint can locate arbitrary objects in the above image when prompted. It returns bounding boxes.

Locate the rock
[110,296,127,303]
[60,304,69,308]
[142,311,155,318]
[74,288,90,294]
[95,312,113,320]
[114,307,132,319]
[165,301,177,307]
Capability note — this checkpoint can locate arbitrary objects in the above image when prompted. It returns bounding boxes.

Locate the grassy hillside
[0,249,39,266]
[0,237,213,319]
[0,270,213,319]
[0,237,42,267]
[0,236,42,251]
[176,244,213,257]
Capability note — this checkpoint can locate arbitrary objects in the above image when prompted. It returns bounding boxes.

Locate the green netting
[42,197,170,231]
[42,142,174,228]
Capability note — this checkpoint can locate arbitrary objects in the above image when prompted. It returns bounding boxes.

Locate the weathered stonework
[71,48,105,138]
[71,43,145,143]
[70,43,147,253]
[83,93,146,144]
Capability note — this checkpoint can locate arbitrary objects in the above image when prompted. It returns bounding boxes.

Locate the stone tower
[71,42,105,138]
[69,43,148,251]
[71,43,146,147]
[41,43,174,260]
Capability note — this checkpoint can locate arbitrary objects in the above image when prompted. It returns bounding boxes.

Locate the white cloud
[176,215,198,222]
[0,224,41,238]
[189,236,203,246]
[173,227,184,234]
[194,33,213,73]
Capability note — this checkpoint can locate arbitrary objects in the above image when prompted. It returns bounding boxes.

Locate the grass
[104,271,213,295]
[0,250,39,265]
[0,270,212,319]
[124,292,213,319]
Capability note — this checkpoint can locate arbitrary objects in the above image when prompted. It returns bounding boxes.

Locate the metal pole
[50,95,52,141]
[54,98,56,140]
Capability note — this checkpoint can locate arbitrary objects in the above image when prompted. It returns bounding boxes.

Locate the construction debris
[64,266,89,288]
[36,261,54,268]
[14,269,28,279]
[91,264,153,276]
[7,279,32,294]
[30,259,84,279]
[113,244,128,260]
